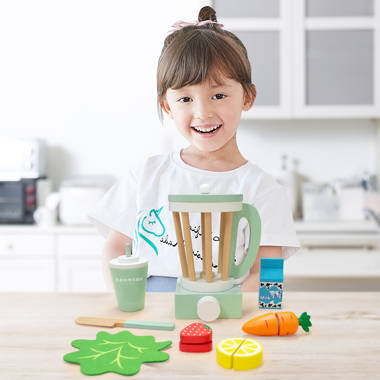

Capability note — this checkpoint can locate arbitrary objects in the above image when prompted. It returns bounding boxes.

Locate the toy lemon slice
[216,338,263,371]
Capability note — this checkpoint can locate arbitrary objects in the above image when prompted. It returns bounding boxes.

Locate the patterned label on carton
[259,281,283,309]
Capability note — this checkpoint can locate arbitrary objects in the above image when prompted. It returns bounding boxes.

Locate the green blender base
[175,279,242,319]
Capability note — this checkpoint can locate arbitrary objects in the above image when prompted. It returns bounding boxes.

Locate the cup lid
[109,243,148,268]
[109,255,148,269]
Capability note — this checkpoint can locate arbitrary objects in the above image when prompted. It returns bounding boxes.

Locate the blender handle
[228,203,261,279]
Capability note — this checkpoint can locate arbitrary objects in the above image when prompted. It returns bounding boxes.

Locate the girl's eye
[213,93,226,100]
[148,220,156,225]
[178,97,192,103]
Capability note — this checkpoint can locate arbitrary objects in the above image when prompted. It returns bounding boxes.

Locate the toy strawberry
[180,323,212,344]
[179,323,213,352]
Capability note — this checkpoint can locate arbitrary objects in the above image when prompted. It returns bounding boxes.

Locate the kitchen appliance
[33,191,60,226]
[0,179,39,223]
[0,137,47,179]
[169,184,261,321]
[302,182,340,222]
[277,155,307,220]
[59,177,111,225]
[0,137,48,224]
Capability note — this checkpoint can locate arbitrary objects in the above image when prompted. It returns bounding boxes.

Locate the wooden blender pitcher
[169,184,261,293]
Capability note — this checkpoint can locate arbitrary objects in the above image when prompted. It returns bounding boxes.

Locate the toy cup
[109,244,148,312]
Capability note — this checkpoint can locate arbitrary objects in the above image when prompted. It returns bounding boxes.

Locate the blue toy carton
[259,258,284,309]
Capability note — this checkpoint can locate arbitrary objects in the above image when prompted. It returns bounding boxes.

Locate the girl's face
[161,75,254,154]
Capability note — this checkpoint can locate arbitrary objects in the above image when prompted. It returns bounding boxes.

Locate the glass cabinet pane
[234,31,280,106]
[306,0,373,17]
[306,30,373,105]
[213,0,279,18]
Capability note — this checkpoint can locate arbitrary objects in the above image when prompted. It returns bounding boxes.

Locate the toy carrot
[242,312,312,336]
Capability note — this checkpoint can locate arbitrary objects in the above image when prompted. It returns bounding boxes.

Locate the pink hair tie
[168,19,224,33]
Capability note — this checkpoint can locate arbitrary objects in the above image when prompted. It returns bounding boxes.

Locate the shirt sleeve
[252,183,300,259]
[87,170,137,239]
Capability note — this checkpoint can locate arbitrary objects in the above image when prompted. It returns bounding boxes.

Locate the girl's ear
[160,98,173,119]
[242,84,256,111]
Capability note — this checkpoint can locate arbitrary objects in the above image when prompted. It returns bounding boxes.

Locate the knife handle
[123,320,175,331]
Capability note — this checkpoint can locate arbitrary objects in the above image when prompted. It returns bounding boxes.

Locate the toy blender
[168,185,261,321]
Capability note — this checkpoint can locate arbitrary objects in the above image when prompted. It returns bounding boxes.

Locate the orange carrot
[242,312,312,336]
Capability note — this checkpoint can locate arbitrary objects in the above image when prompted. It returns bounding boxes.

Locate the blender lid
[168,193,242,203]
[168,184,243,212]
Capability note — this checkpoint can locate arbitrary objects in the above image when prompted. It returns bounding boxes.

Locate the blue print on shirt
[134,206,165,256]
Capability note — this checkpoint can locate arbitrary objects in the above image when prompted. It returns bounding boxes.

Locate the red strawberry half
[179,341,212,353]
[180,322,212,344]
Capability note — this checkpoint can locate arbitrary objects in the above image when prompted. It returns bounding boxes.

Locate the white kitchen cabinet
[58,258,106,293]
[293,0,380,118]
[0,226,106,293]
[0,233,55,255]
[0,257,55,292]
[285,247,380,291]
[0,232,56,292]
[57,234,107,292]
[205,0,380,118]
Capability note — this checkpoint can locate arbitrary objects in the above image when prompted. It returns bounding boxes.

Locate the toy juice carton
[258,258,284,309]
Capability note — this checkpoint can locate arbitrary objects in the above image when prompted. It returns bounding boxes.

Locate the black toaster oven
[0,179,39,223]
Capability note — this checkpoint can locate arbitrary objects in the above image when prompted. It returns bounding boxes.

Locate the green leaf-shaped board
[63,330,172,376]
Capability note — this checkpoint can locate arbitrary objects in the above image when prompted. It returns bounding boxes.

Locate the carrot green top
[298,312,312,332]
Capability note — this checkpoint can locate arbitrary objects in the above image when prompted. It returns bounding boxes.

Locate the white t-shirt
[88,151,300,279]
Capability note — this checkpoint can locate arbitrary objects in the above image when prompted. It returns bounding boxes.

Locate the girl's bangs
[167,39,237,90]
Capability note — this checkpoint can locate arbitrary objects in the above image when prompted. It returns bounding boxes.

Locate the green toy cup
[109,247,148,312]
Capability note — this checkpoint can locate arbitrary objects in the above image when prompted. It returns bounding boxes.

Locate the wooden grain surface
[1,292,379,379]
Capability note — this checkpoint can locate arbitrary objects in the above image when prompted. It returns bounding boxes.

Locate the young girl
[89,6,299,292]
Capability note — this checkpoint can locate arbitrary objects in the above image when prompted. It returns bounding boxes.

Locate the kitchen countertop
[1,292,379,379]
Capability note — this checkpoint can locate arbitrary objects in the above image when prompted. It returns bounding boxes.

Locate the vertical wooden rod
[203,212,213,282]
[201,212,206,275]
[221,212,233,281]
[181,212,196,281]
[172,212,188,278]
[218,212,226,274]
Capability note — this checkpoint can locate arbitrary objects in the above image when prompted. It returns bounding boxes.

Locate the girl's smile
[191,123,222,136]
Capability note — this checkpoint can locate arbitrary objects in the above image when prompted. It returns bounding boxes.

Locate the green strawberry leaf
[63,330,172,376]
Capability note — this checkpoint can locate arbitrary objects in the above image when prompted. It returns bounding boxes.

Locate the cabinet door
[214,0,279,18]
[59,258,106,292]
[0,257,55,291]
[305,0,374,17]
[57,234,104,256]
[234,31,280,106]
[285,248,380,291]
[0,233,55,255]
[209,0,292,118]
[306,30,373,106]
[293,0,380,117]
[57,234,106,292]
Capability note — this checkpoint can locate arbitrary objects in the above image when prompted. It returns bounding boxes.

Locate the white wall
[0,1,377,189]
[237,119,377,182]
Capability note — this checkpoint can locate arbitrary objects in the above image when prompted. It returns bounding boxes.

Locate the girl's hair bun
[198,6,217,23]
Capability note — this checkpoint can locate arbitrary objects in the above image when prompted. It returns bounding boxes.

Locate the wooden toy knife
[76,316,175,331]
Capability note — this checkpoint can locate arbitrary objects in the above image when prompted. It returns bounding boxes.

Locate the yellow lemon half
[216,337,263,371]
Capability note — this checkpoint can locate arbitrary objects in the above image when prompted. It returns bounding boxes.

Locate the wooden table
[1,292,379,379]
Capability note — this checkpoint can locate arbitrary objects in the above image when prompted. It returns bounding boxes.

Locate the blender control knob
[197,296,221,322]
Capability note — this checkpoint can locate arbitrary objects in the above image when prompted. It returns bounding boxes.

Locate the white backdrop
[0,1,377,190]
